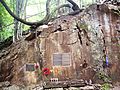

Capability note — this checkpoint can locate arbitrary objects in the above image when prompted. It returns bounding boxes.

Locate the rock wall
[0,4,120,85]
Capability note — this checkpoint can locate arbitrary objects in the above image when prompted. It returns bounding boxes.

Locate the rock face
[0,4,120,85]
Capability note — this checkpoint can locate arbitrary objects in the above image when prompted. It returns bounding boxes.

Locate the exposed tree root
[0,0,81,28]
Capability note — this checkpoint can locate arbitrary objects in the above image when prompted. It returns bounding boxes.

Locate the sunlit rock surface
[0,4,120,88]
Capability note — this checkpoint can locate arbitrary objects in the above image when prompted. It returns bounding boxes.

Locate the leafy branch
[0,0,81,28]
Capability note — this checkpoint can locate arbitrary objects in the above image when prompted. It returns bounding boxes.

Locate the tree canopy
[0,0,96,42]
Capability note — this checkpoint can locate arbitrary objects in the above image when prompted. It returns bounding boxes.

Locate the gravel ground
[1,85,98,90]
[110,86,120,90]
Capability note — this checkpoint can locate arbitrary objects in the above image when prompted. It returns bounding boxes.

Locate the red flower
[42,68,50,76]
[34,63,39,69]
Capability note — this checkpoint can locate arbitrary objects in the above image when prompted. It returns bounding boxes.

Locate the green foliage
[80,23,88,30]
[77,21,88,30]
[97,71,111,83]
[0,0,13,41]
[101,83,111,90]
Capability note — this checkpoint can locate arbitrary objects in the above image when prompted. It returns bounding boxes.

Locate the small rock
[0,83,2,88]
[0,81,10,88]
[89,79,92,85]
[80,86,94,90]
[4,81,10,87]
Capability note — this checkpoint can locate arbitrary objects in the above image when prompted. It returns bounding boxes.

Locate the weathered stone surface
[0,4,119,86]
